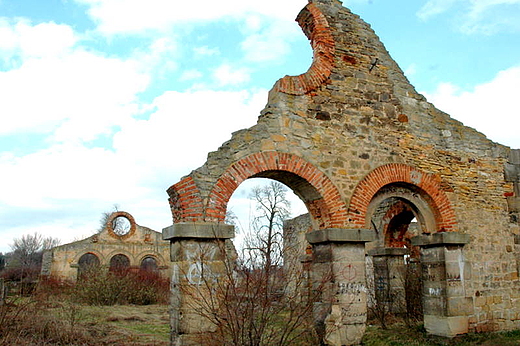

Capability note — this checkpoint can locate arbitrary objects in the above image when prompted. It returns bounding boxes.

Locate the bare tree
[9,233,60,269]
[97,204,121,233]
[242,181,290,270]
[3,233,60,289]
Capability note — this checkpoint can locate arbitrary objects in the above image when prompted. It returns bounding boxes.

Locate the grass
[0,297,170,345]
[4,297,520,345]
[363,323,520,346]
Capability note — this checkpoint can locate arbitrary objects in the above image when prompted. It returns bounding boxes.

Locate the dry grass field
[0,296,170,346]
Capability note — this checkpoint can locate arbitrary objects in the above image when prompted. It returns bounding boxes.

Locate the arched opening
[367,182,438,255]
[109,254,130,273]
[140,256,158,272]
[203,152,349,229]
[366,183,434,322]
[166,152,351,344]
[77,253,100,278]
[227,176,308,268]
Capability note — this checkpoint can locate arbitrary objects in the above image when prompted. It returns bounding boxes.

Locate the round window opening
[112,216,132,236]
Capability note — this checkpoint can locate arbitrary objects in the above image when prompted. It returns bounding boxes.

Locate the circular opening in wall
[112,216,131,236]
[107,211,136,239]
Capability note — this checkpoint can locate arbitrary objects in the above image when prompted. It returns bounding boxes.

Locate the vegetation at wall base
[363,323,520,346]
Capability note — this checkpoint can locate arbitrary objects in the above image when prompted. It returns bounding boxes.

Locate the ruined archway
[109,254,130,272]
[77,252,101,279]
[167,151,349,230]
[348,164,457,233]
[140,256,158,272]
[208,152,348,230]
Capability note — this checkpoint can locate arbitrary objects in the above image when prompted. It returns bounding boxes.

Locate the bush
[0,266,40,296]
[73,267,169,306]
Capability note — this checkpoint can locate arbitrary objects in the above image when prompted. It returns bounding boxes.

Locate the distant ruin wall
[42,212,170,281]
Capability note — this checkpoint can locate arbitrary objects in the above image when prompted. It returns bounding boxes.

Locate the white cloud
[0,52,149,142]
[213,64,251,86]
[0,143,149,209]
[423,65,520,148]
[240,19,300,63]
[132,37,178,76]
[0,21,150,143]
[0,19,77,59]
[462,0,520,34]
[417,0,520,34]
[112,89,266,171]
[468,0,520,14]
[73,0,307,34]
[0,88,267,249]
[417,0,458,20]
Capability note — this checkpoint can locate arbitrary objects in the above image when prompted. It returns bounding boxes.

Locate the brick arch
[206,152,348,229]
[348,163,457,232]
[382,200,414,247]
[273,2,335,95]
[106,211,136,240]
[167,176,204,223]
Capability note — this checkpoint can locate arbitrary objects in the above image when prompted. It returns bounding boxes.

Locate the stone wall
[163,0,519,344]
[42,211,170,281]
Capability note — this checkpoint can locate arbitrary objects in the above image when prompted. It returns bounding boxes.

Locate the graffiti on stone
[338,282,367,295]
[428,287,442,296]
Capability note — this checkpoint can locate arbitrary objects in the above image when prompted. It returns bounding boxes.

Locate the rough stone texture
[164,0,520,343]
[307,228,375,243]
[41,211,170,281]
[311,241,372,345]
[163,222,234,240]
[167,226,236,345]
[415,236,473,336]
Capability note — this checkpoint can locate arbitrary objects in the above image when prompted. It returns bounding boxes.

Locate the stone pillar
[163,222,235,346]
[368,247,409,314]
[412,232,472,337]
[306,228,375,346]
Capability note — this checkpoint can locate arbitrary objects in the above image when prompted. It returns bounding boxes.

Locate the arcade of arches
[163,1,520,345]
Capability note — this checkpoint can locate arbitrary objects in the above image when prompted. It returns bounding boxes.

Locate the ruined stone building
[161,0,519,344]
[42,211,170,281]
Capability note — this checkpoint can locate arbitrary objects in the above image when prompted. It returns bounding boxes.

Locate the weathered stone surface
[411,232,470,247]
[368,247,409,256]
[163,222,234,240]
[424,315,469,337]
[307,228,375,244]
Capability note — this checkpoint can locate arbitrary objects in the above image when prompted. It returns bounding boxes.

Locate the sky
[0,0,519,253]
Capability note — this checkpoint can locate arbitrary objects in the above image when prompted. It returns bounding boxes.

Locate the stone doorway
[365,183,432,322]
